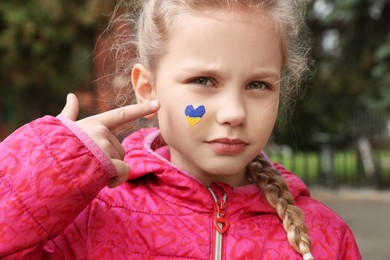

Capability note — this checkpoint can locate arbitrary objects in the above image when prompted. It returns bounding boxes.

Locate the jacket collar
[122,128,310,216]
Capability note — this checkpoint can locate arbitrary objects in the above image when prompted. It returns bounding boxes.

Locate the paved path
[311,188,390,260]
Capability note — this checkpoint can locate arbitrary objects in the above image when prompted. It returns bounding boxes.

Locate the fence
[265,143,390,189]
[265,111,390,189]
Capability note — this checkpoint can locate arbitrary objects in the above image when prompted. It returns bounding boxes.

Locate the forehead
[156,8,283,73]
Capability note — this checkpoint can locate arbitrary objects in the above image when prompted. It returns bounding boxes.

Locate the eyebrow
[179,65,220,76]
[179,65,281,80]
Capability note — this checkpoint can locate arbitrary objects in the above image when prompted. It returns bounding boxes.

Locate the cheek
[184,104,206,127]
[158,102,209,148]
[157,102,182,128]
[250,101,279,130]
[157,100,204,131]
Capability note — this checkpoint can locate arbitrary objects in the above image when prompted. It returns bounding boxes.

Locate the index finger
[92,100,160,130]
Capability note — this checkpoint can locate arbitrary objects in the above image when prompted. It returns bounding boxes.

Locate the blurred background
[0,0,389,258]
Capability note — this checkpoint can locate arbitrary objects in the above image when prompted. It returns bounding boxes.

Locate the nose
[215,93,246,127]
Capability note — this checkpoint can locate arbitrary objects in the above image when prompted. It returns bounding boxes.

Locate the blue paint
[185,105,206,118]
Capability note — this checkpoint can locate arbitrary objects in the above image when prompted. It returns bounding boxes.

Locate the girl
[0,0,361,259]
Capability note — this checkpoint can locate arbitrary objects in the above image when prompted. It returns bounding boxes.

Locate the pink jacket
[0,116,361,259]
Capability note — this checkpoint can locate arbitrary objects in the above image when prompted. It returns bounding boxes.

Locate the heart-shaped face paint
[185,105,206,126]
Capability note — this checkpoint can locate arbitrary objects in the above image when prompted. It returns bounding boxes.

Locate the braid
[247,154,313,257]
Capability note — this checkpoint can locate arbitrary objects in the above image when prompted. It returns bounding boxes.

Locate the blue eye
[190,77,214,86]
[247,81,270,90]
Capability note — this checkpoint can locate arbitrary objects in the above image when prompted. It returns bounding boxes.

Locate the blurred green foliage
[0,0,116,130]
[276,0,390,149]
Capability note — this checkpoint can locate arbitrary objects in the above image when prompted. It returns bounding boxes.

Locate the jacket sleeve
[339,225,362,260]
[0,115,116,258]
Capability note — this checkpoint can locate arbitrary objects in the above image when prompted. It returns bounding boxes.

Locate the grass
[265,149,390,187]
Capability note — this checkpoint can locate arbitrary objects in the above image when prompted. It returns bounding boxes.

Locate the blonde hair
[106,0,312,257]
[247,154,312,256]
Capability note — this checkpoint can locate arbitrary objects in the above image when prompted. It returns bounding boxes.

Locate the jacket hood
[122,128,311,216]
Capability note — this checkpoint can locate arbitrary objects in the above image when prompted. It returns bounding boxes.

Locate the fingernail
[150,100,159,109]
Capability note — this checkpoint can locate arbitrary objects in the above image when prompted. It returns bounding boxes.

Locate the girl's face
[151,10,282,186]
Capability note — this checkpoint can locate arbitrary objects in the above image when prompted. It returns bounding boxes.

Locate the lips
[206,138,248,154]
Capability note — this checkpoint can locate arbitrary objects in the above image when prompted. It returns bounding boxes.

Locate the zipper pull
[213,197,230,234]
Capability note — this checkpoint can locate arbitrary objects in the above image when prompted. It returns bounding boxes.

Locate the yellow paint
[186,116,202,126]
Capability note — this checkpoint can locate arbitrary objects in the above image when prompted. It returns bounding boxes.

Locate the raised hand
[61,93,160,188]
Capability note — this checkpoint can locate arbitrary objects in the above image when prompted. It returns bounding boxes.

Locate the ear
[132,63,154,103]
[132,63,157,119]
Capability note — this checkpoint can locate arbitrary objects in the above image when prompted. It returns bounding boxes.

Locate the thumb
[61,93,80,121]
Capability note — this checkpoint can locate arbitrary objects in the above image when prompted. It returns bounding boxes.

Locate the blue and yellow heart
[185,105,206,126]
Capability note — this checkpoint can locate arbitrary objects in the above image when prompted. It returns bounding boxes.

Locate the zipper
[208,188,230,260]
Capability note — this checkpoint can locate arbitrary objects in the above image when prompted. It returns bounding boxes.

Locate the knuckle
[94,124,110,135]
[113,159,130,176]
[108,160,130,188]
